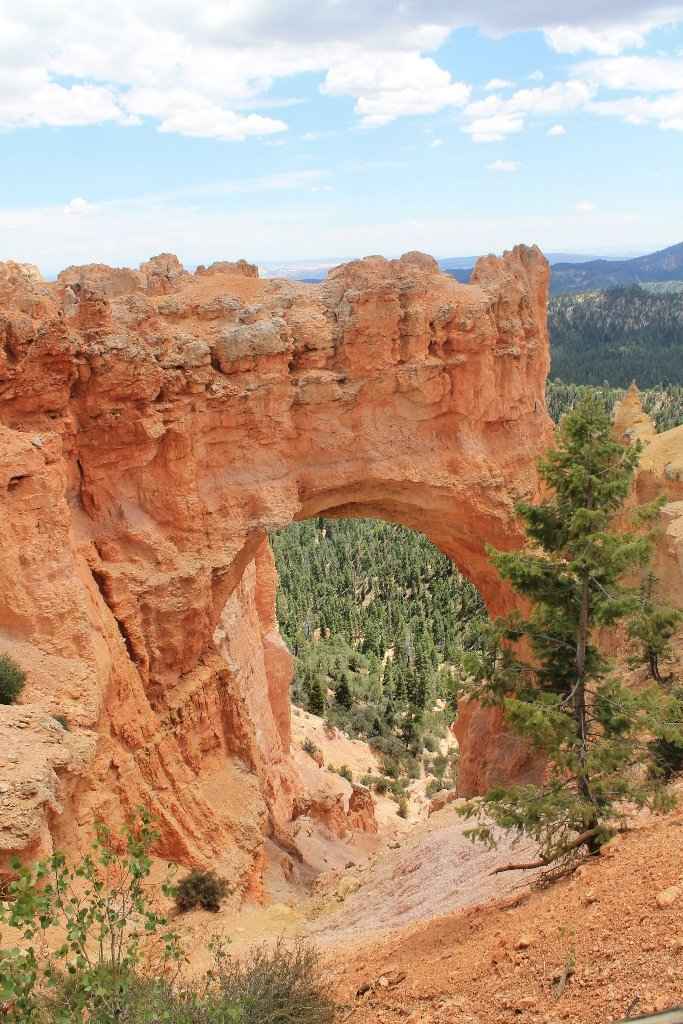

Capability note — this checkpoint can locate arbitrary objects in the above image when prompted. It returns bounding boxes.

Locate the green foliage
[337,764,353,784]
[210,938,337,1024]
[549,286,683,388]
[271,517,487,774]
[546,380,683,433]
[302,736,319,758]
[0,823,336,1023]
[35,939,336,1024]
[0,809,182,1022]
[627,573,682,684]
[397,796,409,819]
[334,673,353,711]
[459,396,683,868]
[175,870,230,914]
[0,653,26,705]
[307,679,326,717]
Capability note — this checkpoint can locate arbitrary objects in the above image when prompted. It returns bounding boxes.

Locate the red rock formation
[0,246,553,886]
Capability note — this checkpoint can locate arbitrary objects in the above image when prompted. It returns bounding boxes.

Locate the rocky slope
[0,246,553,887]
[329,797,683,1024]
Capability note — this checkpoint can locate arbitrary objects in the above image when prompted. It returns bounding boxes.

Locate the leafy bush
[175,869,229,913]
[35,941,338,1024]
[397,796,409,819]
[302,736,319,758]
[215,939,337,1023]
[422,733,438,753]
[0,810,181,1023]
[426,778,443,798]
[0,817,338,1024]
[0,653,25,705]
[338,764,353,784]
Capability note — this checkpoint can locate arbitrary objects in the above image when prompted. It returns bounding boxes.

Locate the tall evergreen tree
[308,679,325,717]
[335,673,353,711]
[459,396,683,869]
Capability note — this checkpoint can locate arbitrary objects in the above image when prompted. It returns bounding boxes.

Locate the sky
[2,1,683,276]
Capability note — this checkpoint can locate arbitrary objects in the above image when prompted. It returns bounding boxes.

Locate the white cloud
[576,55,683,91]
[463,80,593,141]
[572,54,683,132]
[1,1,682,139]
[588,91,683,131]
[547,123,567,135]
[430,138,444,147]
[545,12,677,55]
[0,70,132,129]
[576,200,596,212]
[529,70,545,81]
[463,113,525,143]
[487,160,520,172]
[321,52,470,125]
[64,197,98,216]
[485,78,514,91]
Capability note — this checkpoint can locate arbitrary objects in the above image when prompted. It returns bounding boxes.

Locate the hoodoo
[0,247,553,888]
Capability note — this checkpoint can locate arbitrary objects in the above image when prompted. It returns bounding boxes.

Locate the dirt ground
[325,806,683,1024]
[173,789,683,1024]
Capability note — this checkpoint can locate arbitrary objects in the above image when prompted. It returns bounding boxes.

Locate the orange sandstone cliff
[0,247,553,887]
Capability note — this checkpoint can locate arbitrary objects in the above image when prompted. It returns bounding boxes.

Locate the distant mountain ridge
[550,241,683,295]
[261,251,610,283]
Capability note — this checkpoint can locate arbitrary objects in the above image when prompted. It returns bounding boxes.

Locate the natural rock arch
[0,247,553,886]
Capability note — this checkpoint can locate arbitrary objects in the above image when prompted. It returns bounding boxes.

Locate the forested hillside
[549,285,683,388]
[546,380,683,432]
[271,518,485,788]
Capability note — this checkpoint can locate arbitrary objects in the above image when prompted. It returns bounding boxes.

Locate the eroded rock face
[0,247,553,886]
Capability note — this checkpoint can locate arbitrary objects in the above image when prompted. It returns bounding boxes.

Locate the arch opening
[272,516,488,790]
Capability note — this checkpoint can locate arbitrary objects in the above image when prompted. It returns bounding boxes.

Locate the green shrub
[397,796,409,819]
[175,870,229,914]
[426,778,442,798]
[422,733,438,753]
[39,940,338,1024]
[649,736,683,780]
[302,736,319,758]
[0,810,182,1023]
[215,938,337,1023]
[338,764,353,784]
[0,653,25,705]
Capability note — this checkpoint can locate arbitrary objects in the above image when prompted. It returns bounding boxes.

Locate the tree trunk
[575,576,600,853]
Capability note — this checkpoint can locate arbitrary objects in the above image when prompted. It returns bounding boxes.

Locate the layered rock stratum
[0,245,556,888]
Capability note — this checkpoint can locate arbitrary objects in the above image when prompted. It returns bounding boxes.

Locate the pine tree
[308,678,326,717]
[459,396,683,870]
[335,673,353,711]
[627,572,681,685]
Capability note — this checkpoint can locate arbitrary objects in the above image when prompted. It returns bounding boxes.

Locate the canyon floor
[171,717,683,1024]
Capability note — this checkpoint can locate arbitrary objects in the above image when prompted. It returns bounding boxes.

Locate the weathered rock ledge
[0,247,553,885]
